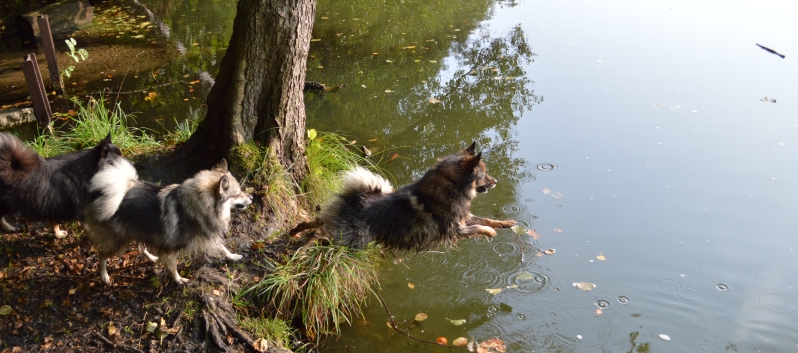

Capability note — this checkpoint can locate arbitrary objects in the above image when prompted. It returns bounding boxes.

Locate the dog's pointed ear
[464,142,477,155]
[218,175,229,194]
[103,132,112,145]
[214,159,228,172]
[464,152,482,170]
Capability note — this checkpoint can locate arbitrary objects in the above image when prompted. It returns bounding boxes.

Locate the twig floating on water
[756,44,786,58]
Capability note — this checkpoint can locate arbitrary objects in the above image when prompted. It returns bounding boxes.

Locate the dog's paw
[499,220,517,228]
[53,229,68,238]
[175,277,190,285]
[479,225,497,237]
[0,218,18,233]
[101,273,111,285]
[227,253,243,261]
[142,248,159,262]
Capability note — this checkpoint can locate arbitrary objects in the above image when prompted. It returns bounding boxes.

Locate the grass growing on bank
[243,243,382,340]
[28,96,197,157]
[303,129,379,208]
[239,316,295,349]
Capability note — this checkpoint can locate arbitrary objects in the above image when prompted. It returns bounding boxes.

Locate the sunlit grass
[242,243,382,340]
[65,96,158,153]
[238,316,295,349]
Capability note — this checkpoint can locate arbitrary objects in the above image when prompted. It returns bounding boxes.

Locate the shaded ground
[0,195,296,352]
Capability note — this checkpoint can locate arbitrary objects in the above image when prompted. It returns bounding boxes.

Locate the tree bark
[174,0,315,182]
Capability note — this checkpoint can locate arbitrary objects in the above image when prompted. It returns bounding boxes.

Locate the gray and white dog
[83,157,252,284]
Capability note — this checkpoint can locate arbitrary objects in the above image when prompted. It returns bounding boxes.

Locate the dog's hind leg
[289,219,323,236]
[1,217,18,233]
[161,254,189,284]
[467,214,516,228]
[99,255,111,284]
[51,223,68,238]
[141,247,159,262]
[459,224,498,237]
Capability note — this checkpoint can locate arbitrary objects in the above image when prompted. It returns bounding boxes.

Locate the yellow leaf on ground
[253,338,269,352]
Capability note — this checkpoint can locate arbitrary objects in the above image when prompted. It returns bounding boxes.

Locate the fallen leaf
[158,317,180,335]
[429,98,442,103]
[253,337,269,352]
[0,305,13,315]
[386,60,393,63]
[658,334,671,341]
[453,337,468,347]
[385,90,392,93]
[407,282,415,289]
[485,288,503,295]
[349,140,357,144]
[573,282,596,290]
[446,318,467,326]
[543,248,556,255]
[478,338,507,353]
[368,138,378,142]
[553,228,563,233]
[389,153,399,161]
[414,313,428,322]
[145,321,158,333]
[596,309,602,315]
[386,321,393,328]
[429,60,437,63]
[108,322,117,336]
[596,255,606,261]
[514,271,534,282]
[527,229,540,239]
[436,336,448,345]
[542,188,552,195]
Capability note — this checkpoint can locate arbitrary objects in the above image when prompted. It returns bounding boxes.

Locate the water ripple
[535,163,558,172]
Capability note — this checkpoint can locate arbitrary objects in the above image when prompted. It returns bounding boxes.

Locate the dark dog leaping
[290,142,516,251]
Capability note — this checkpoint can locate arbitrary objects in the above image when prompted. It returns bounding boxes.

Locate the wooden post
[37,15,64,93]
[21,54,52,128]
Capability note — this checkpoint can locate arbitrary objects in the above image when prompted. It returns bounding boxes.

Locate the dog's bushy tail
[88,157,138,222]
[0,133,41,182]
[340,167,393,196]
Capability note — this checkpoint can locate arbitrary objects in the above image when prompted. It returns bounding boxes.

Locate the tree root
[200,293,254,352]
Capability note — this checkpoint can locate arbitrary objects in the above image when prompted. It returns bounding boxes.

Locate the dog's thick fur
[83,158,252,284]
[0,133,121,237]
[290,142,516,251]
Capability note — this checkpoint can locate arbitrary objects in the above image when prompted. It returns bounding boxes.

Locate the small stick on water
[756,44,786,58]
[374,289,467,349]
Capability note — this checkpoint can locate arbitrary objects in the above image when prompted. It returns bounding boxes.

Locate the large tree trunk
[174,0,315,182]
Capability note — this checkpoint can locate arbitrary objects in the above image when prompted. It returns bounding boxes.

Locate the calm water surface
[5,0,797,351]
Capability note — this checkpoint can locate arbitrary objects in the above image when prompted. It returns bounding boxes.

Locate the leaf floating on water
[527,229,540,239]
[453,337,468,347]
[658,334,671,341]
[553,228,563,233]
[596,255,606,261]
[596,309,603,316]
[429,98,442,103]
[389,153,399,161]
[414,313,428,322]
[446,318,467,326]
[478,338,507,353]
[310,38,321,42]
[506,284,518,289]
[573,282,596,290]
[486,288,503,295]
[514,271,534,282]
[407,282,415,289]
[350,140,357,144]
[386,60,393,63]
[551,191,563,199]
[385,90,393,93]
[429,60,437,63]
[653,104,665,107]
[543,248,556,255]
[542,188,552,195]
[368,138,379,142]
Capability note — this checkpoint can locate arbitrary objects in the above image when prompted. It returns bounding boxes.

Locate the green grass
[65,96,158,152]
[242,243,382,340]
[302,129,382,209]
[239,317,295,348]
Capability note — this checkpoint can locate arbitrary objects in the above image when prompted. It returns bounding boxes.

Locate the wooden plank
[21,54,52,128]
[37,15,64,93]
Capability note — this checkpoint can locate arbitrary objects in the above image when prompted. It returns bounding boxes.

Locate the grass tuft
[242,243,382,340]
[65,96,158,153]
[239,317,295,348]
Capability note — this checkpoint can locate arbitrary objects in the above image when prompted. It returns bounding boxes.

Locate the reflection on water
[3,0,798,351]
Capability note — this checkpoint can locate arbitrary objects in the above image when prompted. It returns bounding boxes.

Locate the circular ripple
[497,314,515,324]
[535,163,558,172]
[659,227,676,234]
[594,299,612,309]
[492,242,518,256]
[676,287,702,302]
[462,267,501,287]
[501,204,526,214]
[657,279,681,293]
[617,295,630,304]
[524,198,535,203]
[555,204,563,208]
[755,290,798,314]
[696,263,716,274]
[697,344,712,352]
[701,334,717,344]
[516,313,526,320]
[715,283,729,292]
[512,217,536,230]
[508,270,550,293]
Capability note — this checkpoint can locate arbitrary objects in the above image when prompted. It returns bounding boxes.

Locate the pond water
[4,0,798,351]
